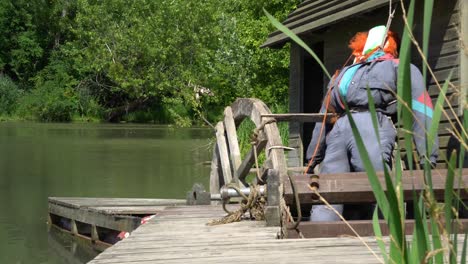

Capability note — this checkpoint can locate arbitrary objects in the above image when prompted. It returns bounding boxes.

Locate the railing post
[265,169,281,226]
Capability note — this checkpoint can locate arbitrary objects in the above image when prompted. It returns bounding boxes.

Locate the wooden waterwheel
[209,99,288,225]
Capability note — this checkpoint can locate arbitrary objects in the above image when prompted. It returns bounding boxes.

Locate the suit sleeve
[409,64,438,164]
[306,95,334,163]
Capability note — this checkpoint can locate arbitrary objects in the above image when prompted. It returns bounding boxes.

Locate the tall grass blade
[366,87,381,146]
[445,151,456,235]
[422,0,434,85]
[410,190,429,263]
[428,70,453,154]
[430,216,444,264]
[397,0,416,170]
[461,234,468,264]
[263,9,331,79]
[383,163,406,261]
[373,205,388,263]
[394,150,406,221]
[447,151,457,264]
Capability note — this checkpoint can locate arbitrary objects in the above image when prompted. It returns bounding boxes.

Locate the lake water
[0,122,213,263]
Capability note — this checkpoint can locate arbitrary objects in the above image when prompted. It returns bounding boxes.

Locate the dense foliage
[0,0,300,124]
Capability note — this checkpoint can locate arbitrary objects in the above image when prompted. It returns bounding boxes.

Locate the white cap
[363,25,386,55]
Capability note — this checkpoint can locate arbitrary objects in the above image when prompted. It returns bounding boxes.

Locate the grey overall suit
[306,53,438,221]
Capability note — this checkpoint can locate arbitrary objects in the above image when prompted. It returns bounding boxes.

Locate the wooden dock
[48,197,186,249]
[89,205,388,264]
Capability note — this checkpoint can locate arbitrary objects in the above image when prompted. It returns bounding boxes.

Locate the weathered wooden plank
[283,0,356,28]
[261,113,336,123]
[215,121,233,185]
[49,203,141,232]
[429,39,460,56]
[429,67,460,85]
[289,219,468,238]
[262,0,389,47]
[287,0,331,19]
[224,106,243,185]
[48,197,185,208]
[429,53,460,70]
[265,169,281,226]
[460,0,468,116]
[284,169,468,204]
[428,80,459,96]
[209,144,222,194]
[88,206,166,214]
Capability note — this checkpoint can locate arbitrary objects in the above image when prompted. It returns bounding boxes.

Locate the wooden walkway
[49,197,186,232]
[89,205,387,264]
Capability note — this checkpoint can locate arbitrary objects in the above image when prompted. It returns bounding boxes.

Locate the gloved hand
[306,160,319,174]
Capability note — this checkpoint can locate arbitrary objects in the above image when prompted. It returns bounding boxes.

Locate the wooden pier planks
[89,205,386,264]
[48,197,186,232]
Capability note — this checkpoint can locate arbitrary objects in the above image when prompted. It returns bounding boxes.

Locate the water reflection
[0,122,212,263]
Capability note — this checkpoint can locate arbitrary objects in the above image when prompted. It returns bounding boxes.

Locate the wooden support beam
[91,225,99,242]
[288,219,468,238]
[215,122,233,185]
[71,219,78,235]
[224,107,242,185]
[265,169,281,226]
[48,203,141,232]
[460,0,468,115]
[284,169,468,204]
[261,113,336,123]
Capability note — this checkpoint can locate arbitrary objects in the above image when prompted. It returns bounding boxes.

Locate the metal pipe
[219,185,266,200]
[210,193,222,200]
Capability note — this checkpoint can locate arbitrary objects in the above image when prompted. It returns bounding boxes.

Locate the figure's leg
[349,113,396,172]
[310,122,350,221]
[346,113,396,219]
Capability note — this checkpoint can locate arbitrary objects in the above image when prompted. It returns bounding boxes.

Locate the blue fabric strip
[339,65,360,100]
[412,99,433,118]
[339,50,386,100]
[366,50,385,62]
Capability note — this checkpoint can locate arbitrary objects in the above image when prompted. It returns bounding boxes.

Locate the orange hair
[348,30,400,60]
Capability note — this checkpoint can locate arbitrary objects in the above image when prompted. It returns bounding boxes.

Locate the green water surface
[0,122,213,263]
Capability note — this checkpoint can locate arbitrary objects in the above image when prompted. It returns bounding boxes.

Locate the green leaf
[410,190,428,263]
[366,87,381,146]
[383,163,406,262]
[430,217,444,264]
[428,69,453,154]
[373,205,388,263]
[422,0,434,85]
[461,233,468,264]
[397,0,415,170]
[445,151,457,234]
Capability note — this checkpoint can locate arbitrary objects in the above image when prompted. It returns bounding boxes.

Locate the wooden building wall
[282,0,465,168]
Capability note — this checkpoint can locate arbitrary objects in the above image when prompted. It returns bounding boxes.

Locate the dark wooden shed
[262,0,467,168]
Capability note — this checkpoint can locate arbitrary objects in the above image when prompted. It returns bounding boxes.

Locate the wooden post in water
[70,219,78,235]
[91,225,99,242]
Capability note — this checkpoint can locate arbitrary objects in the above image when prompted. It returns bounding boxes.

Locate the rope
[207,184,265,226]
[250,118,277,183]
[304,88,334,174]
